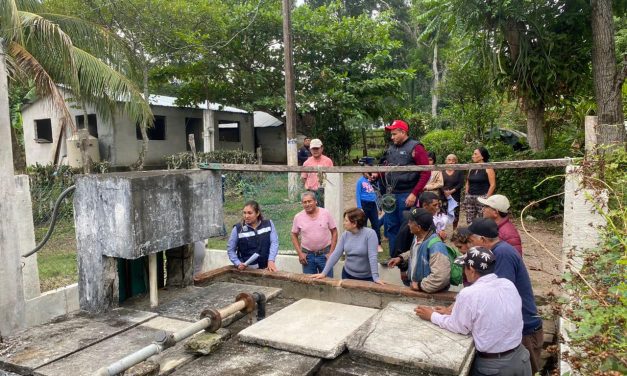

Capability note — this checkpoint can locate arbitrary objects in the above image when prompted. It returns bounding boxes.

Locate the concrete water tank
[67,131,100,168]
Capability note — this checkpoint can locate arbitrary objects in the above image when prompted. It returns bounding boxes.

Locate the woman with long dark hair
[226,201,279,271]
[463,147,496,224]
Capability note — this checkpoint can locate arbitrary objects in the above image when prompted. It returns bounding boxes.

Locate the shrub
[164,150,259,197]
[27,162,110,226]
[420,128,580,218]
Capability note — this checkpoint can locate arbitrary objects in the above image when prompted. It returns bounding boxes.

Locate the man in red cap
[381,120,430,255]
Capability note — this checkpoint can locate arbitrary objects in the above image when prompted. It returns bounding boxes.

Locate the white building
[22,94,254,167]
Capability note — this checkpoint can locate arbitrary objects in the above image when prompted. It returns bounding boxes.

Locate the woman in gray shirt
[312,208,384,284]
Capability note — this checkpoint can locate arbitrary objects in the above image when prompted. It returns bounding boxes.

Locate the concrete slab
[238,299,378,359]
[150,282,282,324]
[35,316,209,376]
[0,308,156,374]
[0,371,21,376]
[318,355,420,376]
[171,339,322,376]
[347,301,474,376]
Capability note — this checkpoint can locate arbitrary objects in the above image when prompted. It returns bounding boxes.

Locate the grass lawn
[35,219,78,291]
[206,173,301,250]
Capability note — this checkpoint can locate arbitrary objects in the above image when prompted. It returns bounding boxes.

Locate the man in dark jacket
[381,120,430,255]
[298,137,312,165]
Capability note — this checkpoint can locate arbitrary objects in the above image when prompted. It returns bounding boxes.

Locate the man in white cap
[479,194,523,256]
[302,138,333,207]
[415,246,532,376]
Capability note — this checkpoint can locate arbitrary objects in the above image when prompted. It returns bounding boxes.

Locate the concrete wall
[198,249,460,292]
[74,169,224,312]
[24,284,79,327]
[22,97,111,166]
[113,105,204,166]
[207,110,254,152]
[256,126,287,163]
[15,175,40,299]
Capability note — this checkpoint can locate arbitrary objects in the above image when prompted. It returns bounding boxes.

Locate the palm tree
[1,0,153,172]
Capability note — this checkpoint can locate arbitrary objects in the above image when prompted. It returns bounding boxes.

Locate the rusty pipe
[94,293,255,376]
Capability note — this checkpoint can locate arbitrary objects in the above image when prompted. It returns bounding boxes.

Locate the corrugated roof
[253,111,283,128]
[148,95,248,114]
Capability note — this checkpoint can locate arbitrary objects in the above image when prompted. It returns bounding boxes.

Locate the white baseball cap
[478,195,510,213]
[310,139,323,148]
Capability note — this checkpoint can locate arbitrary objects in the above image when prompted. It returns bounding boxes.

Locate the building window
[136,116,166,140]
[218,121,240,142]
[34,119,53,143]
[75,114,98,138]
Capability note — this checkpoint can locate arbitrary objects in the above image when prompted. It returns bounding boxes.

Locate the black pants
[361,200,381,244]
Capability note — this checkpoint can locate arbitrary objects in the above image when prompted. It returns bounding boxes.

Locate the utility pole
[0,39,27,335]
[282,0,299,200]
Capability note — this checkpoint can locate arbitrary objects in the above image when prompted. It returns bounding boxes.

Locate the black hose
[253,292,266,321]
[22,185,76,258]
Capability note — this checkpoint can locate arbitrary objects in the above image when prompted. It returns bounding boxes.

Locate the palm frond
[9,40,75,132]
[0,0,23,43]
[39,13,139,74]
[18,11,80,89]
[71,46,153,128]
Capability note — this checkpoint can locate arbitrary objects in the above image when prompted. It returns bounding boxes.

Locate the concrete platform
[147,282,282,324]
[35,316,222,376]
[318,355,420,376]
[238,299,378,359]
[347,302,474,376]
[171,339,322,376]
[0,308,156,374]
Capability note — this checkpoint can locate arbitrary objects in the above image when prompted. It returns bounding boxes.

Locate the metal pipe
[94,295,252,376]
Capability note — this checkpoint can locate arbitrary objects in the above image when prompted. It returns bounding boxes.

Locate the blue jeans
[342,267,373,282]
[302,252,333,277]
[360,200,381,245]
[384,192,411,256]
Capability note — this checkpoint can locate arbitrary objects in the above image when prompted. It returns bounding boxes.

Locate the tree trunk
[524,99,546,151]
[10,123,26,173]
[78,109,91,174]
[431,43,439,118]
[133,61,150,171]
[590,0,625,151]
[361,127,368,157]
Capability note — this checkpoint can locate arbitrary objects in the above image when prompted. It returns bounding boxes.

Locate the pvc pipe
[94,298,249,375]
[149,253,158,308]
[95,344,162,376]
[218,299,246,318]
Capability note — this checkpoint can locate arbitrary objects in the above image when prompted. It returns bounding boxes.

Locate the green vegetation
[35,220,78,292]
[554,150,627,375]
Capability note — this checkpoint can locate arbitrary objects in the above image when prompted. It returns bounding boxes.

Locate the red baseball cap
[385,120,408,132]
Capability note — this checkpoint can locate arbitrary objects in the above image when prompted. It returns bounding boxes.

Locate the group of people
[226,120,540,376]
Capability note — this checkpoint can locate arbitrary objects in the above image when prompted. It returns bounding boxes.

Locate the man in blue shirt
[468,218,544,375]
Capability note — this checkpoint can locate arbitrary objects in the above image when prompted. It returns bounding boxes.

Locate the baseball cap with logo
[310,139,323,148]
[385,120,409,132]
[408,207,434,231]
[478,194,510,213]
[454,246,495,273]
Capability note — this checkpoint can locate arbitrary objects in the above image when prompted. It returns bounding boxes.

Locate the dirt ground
[342,173,564,299]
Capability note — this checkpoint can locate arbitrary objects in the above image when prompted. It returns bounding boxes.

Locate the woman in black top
[442,154,465,229]
[463,147,496,224]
